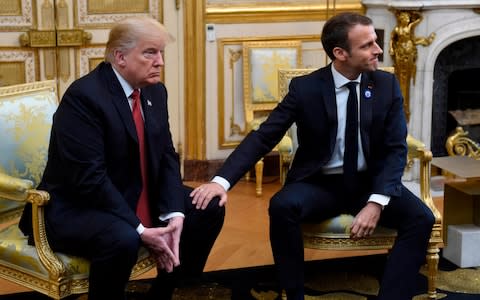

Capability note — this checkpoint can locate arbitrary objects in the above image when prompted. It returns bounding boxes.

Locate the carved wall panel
[0,49,37,86]
[0,0,34,29]
[77,46,105,77]
[76,0,161,27]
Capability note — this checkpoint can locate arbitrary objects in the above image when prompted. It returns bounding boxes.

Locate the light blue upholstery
[0,81,57,221]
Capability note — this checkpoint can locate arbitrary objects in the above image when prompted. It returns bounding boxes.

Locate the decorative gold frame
[74,0,163,28]
[206,0,364,23]
[242,40,302,128]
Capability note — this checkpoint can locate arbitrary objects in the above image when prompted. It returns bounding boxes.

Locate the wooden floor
[0,177,442,295]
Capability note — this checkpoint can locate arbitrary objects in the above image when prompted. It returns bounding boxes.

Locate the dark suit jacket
[20,62,184,238]
[217,64,407,198]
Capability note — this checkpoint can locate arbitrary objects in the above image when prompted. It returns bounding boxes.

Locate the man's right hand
[190,182,228,209]
[140,225,178,272]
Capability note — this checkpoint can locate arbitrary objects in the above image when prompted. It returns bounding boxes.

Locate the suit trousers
[45,185,225,300]
[268,174,434,300]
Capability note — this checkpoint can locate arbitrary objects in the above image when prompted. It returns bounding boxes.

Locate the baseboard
[183,153,280,182]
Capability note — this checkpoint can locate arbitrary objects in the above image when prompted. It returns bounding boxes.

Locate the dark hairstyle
[321,12,373,60]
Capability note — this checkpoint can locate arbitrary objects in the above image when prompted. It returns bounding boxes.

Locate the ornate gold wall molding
[0,49,38,86]
[87,0,148,14]
[389,10,435,122]
[206,0,363,23]
[0,0,35,30]
[75,0,161,28]
[0,0,22,16]
[77,46,106,78]
[184,0,206,160]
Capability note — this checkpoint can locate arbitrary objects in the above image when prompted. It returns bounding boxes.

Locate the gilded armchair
[278,68,443,299]
[0,81,156,299]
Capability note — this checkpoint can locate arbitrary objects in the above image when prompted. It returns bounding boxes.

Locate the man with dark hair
[191,12,434,300]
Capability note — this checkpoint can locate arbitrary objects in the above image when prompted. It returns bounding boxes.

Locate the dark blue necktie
[344,82,358,189]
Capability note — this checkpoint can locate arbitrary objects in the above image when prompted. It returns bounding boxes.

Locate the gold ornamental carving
[57,29,92,47]
[19,29,92,47]
[0,0,22,16]
[20,30,56,47]
[446,127,480,159]
[389,10,435,122]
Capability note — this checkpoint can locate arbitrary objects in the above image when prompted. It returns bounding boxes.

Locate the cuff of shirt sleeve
[211,176,230,191]
[136,223,145,235]
[367,194,390,209]
[159,212,185,222]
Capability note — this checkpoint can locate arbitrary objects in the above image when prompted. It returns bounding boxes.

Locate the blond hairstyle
[104,16,175,63]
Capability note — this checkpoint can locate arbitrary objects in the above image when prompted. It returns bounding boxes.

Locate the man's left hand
[166,216,183,265]
[350,202,382,239]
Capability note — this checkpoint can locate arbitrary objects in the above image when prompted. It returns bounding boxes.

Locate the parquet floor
[0,177,442,295]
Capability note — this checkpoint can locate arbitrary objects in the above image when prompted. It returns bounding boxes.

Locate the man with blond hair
[20,16,225,300]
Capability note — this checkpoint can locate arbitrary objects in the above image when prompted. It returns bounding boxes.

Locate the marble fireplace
[363,0,480,159]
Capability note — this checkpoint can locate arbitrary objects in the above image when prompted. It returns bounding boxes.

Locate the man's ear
[332,47,348,62]
[114,50,126,67]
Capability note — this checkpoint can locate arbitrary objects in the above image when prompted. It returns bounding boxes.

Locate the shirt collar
[331,63,362,89]
[112,66,136,98]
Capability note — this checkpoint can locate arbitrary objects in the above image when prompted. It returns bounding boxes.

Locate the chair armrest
[0,172,65,278]
[406,134,426,159]
[28,190,66,279]
[277,135,293,154]
[0,172,33,201]
[406,135,442,225]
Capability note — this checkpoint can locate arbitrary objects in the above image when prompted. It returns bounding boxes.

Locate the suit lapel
[360,72,373,158]
[319,67,338,151]
[101,63,139,143]
[139,88,157,141]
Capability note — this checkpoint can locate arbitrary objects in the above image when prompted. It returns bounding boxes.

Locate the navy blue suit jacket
[20,62,184,238]
[217,64,407,198]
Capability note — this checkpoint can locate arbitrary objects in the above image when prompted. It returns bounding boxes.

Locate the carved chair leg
[279,154,291,186]
[245,170,251,182]
[426,241,440,299]
[255,159,264,197]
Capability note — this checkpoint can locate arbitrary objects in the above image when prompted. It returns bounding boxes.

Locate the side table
[431,156,480,244]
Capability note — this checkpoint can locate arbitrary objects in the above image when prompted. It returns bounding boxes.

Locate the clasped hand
[140,216,183,272]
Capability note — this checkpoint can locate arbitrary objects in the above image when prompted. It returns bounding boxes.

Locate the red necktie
[131,89,152,227]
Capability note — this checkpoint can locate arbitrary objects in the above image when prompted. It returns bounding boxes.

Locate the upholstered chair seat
[302,214,397,250]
